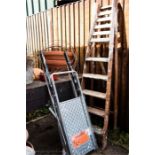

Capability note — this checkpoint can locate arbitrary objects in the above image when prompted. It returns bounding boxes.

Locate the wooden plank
[108,0,112,5]
[44,11,49,49]
[89,43,96,106]
[90,38,110,43]
[70,3,75,48]
[57,6,62,47]
[46,10,51,49]
[119,0,129,130]
[36,14,42,51]
[34,14,39,51]
[79,0,85,72]
[90,0,96,29]
[88,106,105,117]
[102,0,109,6]
[40,12,46,49]
[28,16,32,54]
[43,11,48,49]
[66,4,70,48]
[38,13,43,50]
[83,89,106,99]
[84,0,90,47]
[42,12,46,49]
[26,17,31,54]
[124,0,129,47]
[53,7,58,46]
[30,16,35,55]
[96,0,102,6]
[61,5,66,48]
[50,8,54,47]
[39,12,44,50]
[86,57,109,62]
[33,14,39,67]
[83,73,108,80]
[74,2,80,71]
[32,14,38,55]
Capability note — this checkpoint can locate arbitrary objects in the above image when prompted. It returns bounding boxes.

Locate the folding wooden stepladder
[81,0,117,149]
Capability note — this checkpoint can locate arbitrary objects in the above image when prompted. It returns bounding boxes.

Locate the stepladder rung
[93,125,103,135]
[96,17,112,22]
[88,106,105,117]
[92,31,111,36]
[90,38,110,43]
[81,4,115,142]
[98,10,112,17]
[94,24,111,29]
[86,57,109,62]
[100,5,112,10]
[83,89,106,99]
[83,73,108,81]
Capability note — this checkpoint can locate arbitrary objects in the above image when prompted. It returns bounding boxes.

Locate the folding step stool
[40,50,98,155]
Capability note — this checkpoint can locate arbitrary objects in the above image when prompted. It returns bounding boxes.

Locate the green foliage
[26,107,50,122]
[108,129,129,150]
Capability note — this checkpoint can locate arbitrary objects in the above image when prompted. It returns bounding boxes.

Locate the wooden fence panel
[84,0,90,47]
[50,9,54,46]
[46,9,51,48]
[53,7,58,45]
[26,0,129,55]
[61,5,66,48]
[79,0,85,72]
[74,2,80,70]
[26,0,129,130]
[58,6,62,46]
[70,3,75,48]
[66,4,70,48]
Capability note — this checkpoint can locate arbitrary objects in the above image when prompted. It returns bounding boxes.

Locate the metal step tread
[96,17,111,22]
[86,57,109,62]
[92,31,111,36]
[83,73,108,80]
[83,89,106,99]
[88,106,105,117]
[98,10,112,16]
[94,24,111,29]
[100,5,112,10]
[90,38,110,43]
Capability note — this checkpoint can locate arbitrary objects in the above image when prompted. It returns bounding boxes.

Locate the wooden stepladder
[81,0,117,149]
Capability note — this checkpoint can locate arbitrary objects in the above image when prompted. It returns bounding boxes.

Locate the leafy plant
[26,107,50,122]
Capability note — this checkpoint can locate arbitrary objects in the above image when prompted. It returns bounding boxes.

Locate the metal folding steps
[81,0,117,149]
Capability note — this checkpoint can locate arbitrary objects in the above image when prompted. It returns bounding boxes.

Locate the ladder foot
[102,134,108,150]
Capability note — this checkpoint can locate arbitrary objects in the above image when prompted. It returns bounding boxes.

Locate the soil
[26,115,128,155]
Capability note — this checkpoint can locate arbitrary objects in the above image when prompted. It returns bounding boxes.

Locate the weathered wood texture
[26,0,129,130]
[26,0,129,67]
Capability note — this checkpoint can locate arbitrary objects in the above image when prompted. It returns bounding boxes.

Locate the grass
[26,106,50,122]
[108,129,129,150]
